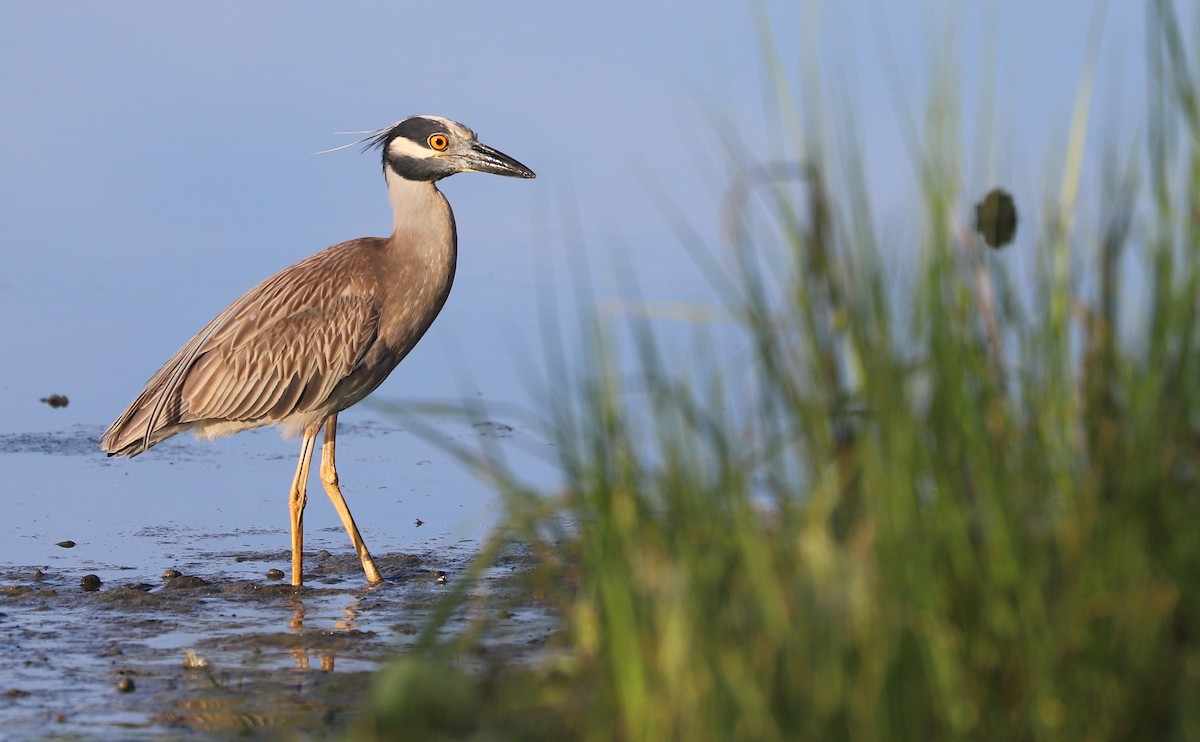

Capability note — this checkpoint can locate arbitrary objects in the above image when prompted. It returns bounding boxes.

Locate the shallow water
[0,417,557,739]
[0,418,549,580]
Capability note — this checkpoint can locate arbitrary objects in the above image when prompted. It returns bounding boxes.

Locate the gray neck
[385,168,456,257]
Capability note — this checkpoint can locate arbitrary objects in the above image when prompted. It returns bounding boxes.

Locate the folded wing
[100,240,381,457]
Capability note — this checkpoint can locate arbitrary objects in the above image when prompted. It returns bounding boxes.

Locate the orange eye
[427,133,450,151]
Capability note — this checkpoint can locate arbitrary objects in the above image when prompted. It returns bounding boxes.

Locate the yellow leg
[289,430,318,586]
[320,414,383,583]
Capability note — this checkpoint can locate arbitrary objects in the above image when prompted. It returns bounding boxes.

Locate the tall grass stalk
[358,5,1200,740]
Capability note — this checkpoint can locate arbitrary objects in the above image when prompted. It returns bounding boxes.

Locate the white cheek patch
[387,135,436,160]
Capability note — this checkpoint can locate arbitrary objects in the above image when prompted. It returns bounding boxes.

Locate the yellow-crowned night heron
[100,115,535,586]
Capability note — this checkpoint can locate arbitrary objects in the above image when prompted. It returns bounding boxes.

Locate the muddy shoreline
[0,546,552,739]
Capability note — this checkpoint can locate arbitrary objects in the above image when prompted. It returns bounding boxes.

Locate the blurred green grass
[356,4,1200,740]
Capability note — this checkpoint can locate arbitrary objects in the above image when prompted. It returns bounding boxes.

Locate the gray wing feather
[101,241,381,456]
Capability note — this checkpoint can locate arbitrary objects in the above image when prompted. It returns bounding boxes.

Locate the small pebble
[56,541,76,549]
[116,678,135,693]
[162,569,182,579]
[317,549,332,559]
[32,569,44,580]
[80,575,102,591]
[266,569,285,580]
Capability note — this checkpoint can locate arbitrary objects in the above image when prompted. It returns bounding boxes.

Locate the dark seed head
[975,188,1018,249]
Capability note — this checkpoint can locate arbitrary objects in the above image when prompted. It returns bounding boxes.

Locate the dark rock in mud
[162,569,182,579]
[56,540,76,549]
[80,574,102,591]
[163,575,209,590]
[266,569,285,580]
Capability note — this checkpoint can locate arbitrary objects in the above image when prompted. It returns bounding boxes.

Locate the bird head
[368,115,535,182]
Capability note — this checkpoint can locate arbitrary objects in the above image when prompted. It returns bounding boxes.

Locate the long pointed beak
[460,141,536,179]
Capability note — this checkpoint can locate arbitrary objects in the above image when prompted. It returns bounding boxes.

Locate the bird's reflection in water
[285,592,365,671]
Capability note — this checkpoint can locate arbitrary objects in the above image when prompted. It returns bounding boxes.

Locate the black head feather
[365,116,472,182]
